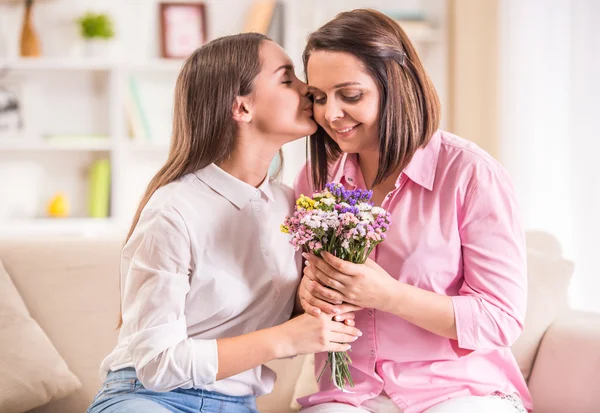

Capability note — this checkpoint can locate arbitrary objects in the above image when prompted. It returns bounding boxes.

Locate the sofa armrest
[527,311,600,413]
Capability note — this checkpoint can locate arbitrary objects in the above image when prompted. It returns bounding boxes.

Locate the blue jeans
[86,368,259,413]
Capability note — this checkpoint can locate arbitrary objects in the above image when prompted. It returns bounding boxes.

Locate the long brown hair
[302,9,441,190]
[117,33,270,328]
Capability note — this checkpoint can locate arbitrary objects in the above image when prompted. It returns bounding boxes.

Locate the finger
[329,322,362,337]
[301,285,340,315]
[322,251,362,276]
[344,319,355,327]
[335,303,363,314]
[326,342,352,352]
[308,278,345,304]
[302,277,341,306]
[329,332,360,344]
[299,297,322,316]
[302,266,316,281]
[304,253,351,287]
[333,312,354,322]
[309,263,347,292]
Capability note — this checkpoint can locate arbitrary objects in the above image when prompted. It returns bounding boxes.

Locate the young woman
[86,33,361,413]
[296,9,531,413]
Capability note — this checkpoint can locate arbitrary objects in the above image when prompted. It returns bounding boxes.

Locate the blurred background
[0,0,598,312]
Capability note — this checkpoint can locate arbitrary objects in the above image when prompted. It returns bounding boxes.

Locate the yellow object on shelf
[47,192,70,218]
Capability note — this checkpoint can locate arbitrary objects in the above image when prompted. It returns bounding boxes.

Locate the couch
[0,231,598,413]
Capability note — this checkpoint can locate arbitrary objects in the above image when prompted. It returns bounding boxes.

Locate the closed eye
[343,94,362,102]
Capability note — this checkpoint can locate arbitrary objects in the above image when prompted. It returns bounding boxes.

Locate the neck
[358,149,402,191]
[217,134,279,188]
[357,149,381,190]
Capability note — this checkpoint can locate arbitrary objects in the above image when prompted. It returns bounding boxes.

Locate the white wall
[0,0,448,234]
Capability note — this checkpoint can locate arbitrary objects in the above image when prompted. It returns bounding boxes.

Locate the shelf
[0,139,113,152]
[125,140,170,152]
[0,58,185,72]
[0,58,114,71]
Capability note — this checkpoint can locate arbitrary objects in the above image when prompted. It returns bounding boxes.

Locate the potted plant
[76,12,115,58]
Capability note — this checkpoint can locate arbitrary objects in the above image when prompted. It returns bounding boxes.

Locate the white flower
[320,197,336,206]
[358,202,372,211]
[358,212,374,222]
[371,206,386,216]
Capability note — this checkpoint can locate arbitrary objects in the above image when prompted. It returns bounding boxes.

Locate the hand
[299,272,363,318]
[303,251,397,311]
[277,313,362,357]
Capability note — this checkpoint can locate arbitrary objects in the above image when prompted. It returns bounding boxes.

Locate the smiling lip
[333,124,360,137]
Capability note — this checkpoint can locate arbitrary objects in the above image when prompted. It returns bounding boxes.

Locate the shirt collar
[402,130,441,191]
[193,164,274,209]
[335,130,441,191]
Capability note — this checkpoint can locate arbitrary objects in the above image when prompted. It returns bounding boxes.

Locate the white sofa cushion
[512,233,574,382]
[0,259,80,413]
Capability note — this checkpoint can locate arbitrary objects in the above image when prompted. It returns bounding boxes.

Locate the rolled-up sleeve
[121,207,218,392]
[453,171,527,350]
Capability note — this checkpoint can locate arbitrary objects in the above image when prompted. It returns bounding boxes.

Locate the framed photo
[159,2,207,59]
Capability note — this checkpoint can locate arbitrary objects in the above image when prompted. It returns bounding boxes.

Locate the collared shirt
[100,164,301,396]
[295,130,533,413]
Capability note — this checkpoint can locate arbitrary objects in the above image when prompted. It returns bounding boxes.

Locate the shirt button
[263,250,270,257]
[347,177,353,182]
[255,189,260,197]
[368,310,373,316]
[254,206,260,211]
[370,350,376,356]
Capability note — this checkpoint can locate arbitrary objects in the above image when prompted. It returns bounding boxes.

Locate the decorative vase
[19,0,41,57]
[83,39,111,58]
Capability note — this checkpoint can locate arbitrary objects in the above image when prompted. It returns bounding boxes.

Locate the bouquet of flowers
[281,182,392,391]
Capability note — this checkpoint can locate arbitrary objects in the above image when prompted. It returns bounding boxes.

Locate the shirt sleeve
[121,207,218,392]
[452,170,527,350]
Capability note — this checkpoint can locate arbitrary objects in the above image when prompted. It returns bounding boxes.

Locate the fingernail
[333,308,340,314]
[358,331,363,336]
[314,308,321,315]
[334,315,342,321]
[305,260,310,267]
[348,345,352,349]
[302,253,308,259]
[335,301,342,305]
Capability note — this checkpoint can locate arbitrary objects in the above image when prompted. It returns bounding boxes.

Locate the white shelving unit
[0,57,180,237]
[0,0,448,238]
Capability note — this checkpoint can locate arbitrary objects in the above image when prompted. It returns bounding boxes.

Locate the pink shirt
[295,130,532,413]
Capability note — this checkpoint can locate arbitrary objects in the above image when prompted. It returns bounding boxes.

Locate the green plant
[77,12,115,40]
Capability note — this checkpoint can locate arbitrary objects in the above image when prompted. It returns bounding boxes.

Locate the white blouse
[100,164,302,396]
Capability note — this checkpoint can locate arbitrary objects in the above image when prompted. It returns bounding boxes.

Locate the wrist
[381,280,406,315]
[267,324,295,359]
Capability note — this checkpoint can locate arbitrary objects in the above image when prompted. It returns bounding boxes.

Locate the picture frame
[159,2,207,59]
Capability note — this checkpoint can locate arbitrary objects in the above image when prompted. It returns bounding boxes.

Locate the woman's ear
[232,96,253,123]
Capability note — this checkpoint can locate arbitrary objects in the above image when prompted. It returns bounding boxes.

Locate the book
[88,158,111,218]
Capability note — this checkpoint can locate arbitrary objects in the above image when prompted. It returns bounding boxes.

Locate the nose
[324,99,344,123]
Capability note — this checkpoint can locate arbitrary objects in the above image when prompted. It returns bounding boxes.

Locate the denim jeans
[86,368,259,413]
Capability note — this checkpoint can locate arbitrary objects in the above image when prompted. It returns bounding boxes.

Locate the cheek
[272,92,300,117]
[313,105,327,127]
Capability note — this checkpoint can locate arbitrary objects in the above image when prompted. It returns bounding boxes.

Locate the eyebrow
[273,64,294,74]
[308,81,362,92]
